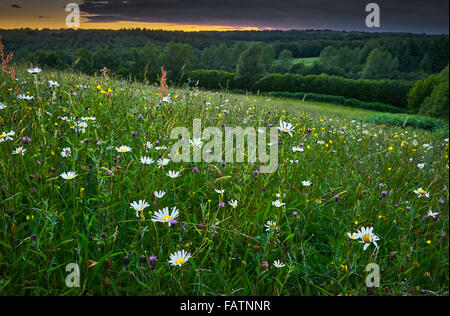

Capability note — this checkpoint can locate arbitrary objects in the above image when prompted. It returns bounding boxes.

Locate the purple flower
[406,206,411,210]
[149,255,157,262]
[307,128,312,133]
[394,204,399,208]
[261,261,269,269]
[269,124,273,128]
[359,161,364,165]
[193,167,199,173]
[219,202,225,208]
[381,191,387,196]
[170,220,178,226]
[379,183,384,188]
[334,195,339,201]
[439,199,445,204]
[138,114,143,119]
[292,211,298,217]
[253,170,260,175]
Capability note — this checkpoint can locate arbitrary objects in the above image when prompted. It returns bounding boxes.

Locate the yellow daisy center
[66,176,72,179]
[418,189,426,194]
[162,215,172,222]
[120,148,127,152]
[176,258,185,265]
[0,134,4,139]
[362,234,371,243]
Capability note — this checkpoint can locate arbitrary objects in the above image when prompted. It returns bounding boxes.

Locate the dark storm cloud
[79,0,449,33]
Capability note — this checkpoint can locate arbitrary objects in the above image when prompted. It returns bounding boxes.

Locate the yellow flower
[426,240,431,245]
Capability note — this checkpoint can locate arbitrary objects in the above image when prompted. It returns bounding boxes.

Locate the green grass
[0,67,448,296]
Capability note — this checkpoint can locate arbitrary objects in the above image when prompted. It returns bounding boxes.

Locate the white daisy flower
[145,141,153,151]
[265,220,279,232]
[60,171,77,180]
[61,147,71,158]
[302,181,312,187]
[427,210,439,218]
[355,227,380,251]
[116,145,132,153]
[17,94,34,100]
[273,260,285,268]
[75,121,88,133]
[272,200,285,208]
[417,163,426,170]
[152,206,179,225]
[277,120,295,137]
[157,158,170,168]
[154,191,166,199]
[292,146,304,152]
[12,147,26,156]
[130,200,150,217]
[0,130,15,143]
[27,67,42,74]
[0,102,6,110]
[414,187,430,198]
[48,80,59,87]
[189,138,203,148]
[214,189,225,195]
[140,156,154,165]
[228,200,238,208]
[168,250,191,267]
[166,170,181,178]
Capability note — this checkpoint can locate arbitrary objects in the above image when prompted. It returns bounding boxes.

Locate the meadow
[0,66,448,296]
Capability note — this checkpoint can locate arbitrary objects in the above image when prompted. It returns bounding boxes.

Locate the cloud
[77,0,449,33]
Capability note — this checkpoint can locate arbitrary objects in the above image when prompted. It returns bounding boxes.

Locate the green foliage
[362,49,399,80]
[407,65,449,120]
[364,113,449,132]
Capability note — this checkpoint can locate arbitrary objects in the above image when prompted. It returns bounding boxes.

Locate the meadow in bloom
[0,66,448,296]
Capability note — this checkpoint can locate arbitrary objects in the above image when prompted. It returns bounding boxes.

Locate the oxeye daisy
[272,200,285,208]
[292,146,304,152]
[414,187,429,198]
[157,158,170,168]
[264,220,279,232]
[130,200,150,217]
[17,94,34,100]
[168,250,191,267]
[12,147,26,156]
[277,120,295,137]
[116,145,132,153]
[75,121,88,133]
[145,141,153,151]
[48,80,59,87]
[228,200,238,208]
[166,170,181,178]
[427,210,439,218]
[273,260,285,268]
[152,206,179,225]
[61,147,71,158]
[0,130,15,143]
[189,138,203,148]
[0,102,6,110]
[27,67,42,74]
[140,156,154,165]
[302,181,312,187]
[214,189,225,195]
[355,227,380,251]
[154,191,166,199]
[60,171,77,180]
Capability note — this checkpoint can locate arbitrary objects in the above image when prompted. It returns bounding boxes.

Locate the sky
[0,0,448,33]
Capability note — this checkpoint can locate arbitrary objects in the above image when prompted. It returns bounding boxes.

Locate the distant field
[292,57,320,66]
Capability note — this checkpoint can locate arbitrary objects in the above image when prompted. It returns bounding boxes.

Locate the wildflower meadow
[0,60,448,296]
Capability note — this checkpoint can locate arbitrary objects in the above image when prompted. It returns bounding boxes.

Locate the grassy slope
[0,68,448,296]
